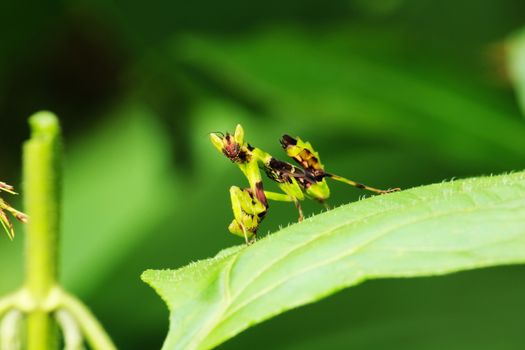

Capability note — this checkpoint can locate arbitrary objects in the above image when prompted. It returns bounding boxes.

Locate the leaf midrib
[195,187,523,348]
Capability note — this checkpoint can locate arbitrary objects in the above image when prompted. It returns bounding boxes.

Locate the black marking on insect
[255,181,268,208]
[265,157,320,190]
[281,134,297,147]
[280,135,324,176]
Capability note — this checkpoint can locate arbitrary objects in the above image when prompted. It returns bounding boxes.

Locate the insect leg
[264,191,294,202]
[294,200,304,221]
[230,186,245,222]
[239,221,249,245]
[229,186,260,243]
[249,233,257,245]
[327,174,400,194]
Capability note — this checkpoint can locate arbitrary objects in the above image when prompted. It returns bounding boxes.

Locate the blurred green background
[1,0,525,349]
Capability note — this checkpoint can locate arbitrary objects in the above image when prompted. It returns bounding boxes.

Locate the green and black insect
[210,125,399,244]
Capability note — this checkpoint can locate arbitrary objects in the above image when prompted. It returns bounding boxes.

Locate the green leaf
[508,28,525,118]
[60,105,177,296]
[142,170,525,350]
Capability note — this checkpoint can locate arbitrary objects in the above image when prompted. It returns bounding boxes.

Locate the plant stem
[55,309,85,350]
[23,112,62,350]
[59,292,117,350]
[0,309,23,350]
[0,294,17,319]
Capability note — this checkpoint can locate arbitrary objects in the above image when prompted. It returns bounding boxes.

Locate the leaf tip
[140,269,157,285]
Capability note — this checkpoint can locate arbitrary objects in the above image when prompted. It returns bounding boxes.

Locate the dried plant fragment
[0,182,28,240]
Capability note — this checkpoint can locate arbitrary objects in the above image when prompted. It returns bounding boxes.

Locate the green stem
[23,112,62,350]
[0,294,17,319]
[59,292,117,350]
[55,309,86,350]
[0,309,23,350]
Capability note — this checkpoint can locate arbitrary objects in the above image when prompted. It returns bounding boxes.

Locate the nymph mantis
[210,125,399,244]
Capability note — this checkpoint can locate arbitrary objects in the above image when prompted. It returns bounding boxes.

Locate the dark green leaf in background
[507,27,525,117]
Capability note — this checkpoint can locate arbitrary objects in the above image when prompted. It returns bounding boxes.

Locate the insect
[210,125,399,244]
[279,133,399,199]
[210,125,300,244]
[0,181,28,240]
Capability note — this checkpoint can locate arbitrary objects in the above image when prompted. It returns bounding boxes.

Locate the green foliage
[0,112,116,349]
[508,28,525,117]
[175,28,525,170]
[143,171,525,350]
[2,1,525,348]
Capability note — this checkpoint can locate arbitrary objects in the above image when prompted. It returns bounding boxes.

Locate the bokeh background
[2,0,525,349]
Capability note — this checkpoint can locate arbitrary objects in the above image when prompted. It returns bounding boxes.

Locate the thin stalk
[55,309,85,350]
[0,310,23,350]
[23,112,61,350]
[59,292,117,350]
[0,294,17,319]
